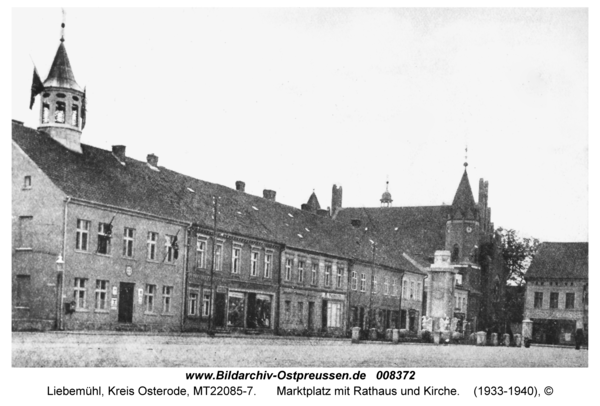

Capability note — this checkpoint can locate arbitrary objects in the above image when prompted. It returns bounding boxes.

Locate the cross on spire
[60,9,66,42]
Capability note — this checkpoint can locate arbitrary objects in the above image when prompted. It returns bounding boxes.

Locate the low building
[524,242,588,345]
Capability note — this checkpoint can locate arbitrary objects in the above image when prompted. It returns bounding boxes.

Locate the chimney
[332,184,343,214]
[112,145,126,161]
[147,153,158,167]
[235,181,246,192]
[263,189,276,201]
[351,219,362,228]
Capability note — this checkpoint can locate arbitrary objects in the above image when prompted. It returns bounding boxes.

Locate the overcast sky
[12,7,588,242]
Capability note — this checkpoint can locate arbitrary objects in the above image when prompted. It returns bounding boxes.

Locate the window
[23,176,32,189]
[16,275,31,307]
[351,271,358,290]
[214,243,223,271]
[202,293,211,317]
[325,264,332,286]
[373,277,378,294]
[165,235,176,263]
[147,232,158,260]
[95,280,108,310]
[311,263,318,285]
[55,101,66,123]
[188,291,199,316]
[455,274,463,286]
[76,219,90,251]
[285,258,293,281]
[284,300,291,316]
[417,282,422,300]
[402,279,407,297]
[565,293,575,309]
[534,292,543,309]
[550,292,559,309]
[71,104,79,126]
[196,238,206,268]
[18,216,33,248]
[42,102,50,123]
[97,222,112,255]
[298,302,304,324]
[123,227,134,258]
[251,251,259,276]
[336,267,344,288]
[451,244,459,262]
[73,278,86,309]
[232,245,241,274]
[326,302,342,328]
[384,277,389,295]
[393,279,398,296]
[264,252,272,278]
[162,286,173,313]
[298,260,305,282]
[410,281,415,299]
[360,273,366,292]
[144,284,156,312]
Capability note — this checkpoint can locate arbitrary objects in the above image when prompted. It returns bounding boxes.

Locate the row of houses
[13,21,505,336]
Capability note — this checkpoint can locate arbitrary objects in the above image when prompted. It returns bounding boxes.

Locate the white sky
[11,7,589,242]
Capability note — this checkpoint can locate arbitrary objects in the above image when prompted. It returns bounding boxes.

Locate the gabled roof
[12,123,424,275]
[335,206,451,267]
[526,242,588,279]
[452,169,476,212]
[43,42,83,92]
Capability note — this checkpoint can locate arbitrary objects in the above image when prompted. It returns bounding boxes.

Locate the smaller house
[524,242,588,345]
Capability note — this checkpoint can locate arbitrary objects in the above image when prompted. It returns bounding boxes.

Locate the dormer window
[71,104,79,126]
[23,176,32,189]
[55,101,66,123]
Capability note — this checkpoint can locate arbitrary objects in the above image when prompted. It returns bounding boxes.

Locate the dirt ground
[12,332,588,368]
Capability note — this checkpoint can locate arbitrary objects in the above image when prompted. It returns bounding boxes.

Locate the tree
[497,228,540,286]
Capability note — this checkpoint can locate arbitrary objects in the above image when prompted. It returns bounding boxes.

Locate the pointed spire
[451,167,477,213]
[306,191,321,211]
[43,10,82,92]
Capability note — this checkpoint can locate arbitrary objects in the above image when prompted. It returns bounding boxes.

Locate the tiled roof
[13,123,424,275]
[526,242,588,279]
[43,42,83,92]
[335,206,451,267]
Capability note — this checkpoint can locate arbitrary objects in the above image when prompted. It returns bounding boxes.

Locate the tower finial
[464,145,468,168]
[60,9,66,42]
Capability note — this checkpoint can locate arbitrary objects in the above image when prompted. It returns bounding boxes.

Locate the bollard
[385,329,393,341]
[369,328,378,341]
[491,333,499,346]
[475,331,486,346]
[351,327,361,344]
[392,329,399,344]
[502,333,511,347]
[514,333,522,347]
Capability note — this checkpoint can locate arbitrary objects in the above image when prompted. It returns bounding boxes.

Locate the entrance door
[321,300,328,331]
[308,302,315,330]
[118,282,135,323]
[214,292,226,328]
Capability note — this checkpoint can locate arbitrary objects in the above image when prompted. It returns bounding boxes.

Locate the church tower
[36,18,85,153]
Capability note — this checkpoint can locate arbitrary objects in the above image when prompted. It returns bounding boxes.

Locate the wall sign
[125,266,133,277]
[112,286,118,296]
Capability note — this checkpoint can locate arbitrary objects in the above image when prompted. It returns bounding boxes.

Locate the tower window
[71,104,79,126]
[451,244,460,263]
[55,101,66,123]
[72,95,80,101]
[42,103,50,123]
[57,93,66,98]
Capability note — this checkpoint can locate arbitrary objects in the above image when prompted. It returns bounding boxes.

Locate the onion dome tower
[380,181,393,207]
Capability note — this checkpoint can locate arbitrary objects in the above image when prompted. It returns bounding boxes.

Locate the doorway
[118,282,135,323]
[308,301,315,330]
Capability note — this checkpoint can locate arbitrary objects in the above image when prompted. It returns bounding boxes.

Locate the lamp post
[56,254,65,330]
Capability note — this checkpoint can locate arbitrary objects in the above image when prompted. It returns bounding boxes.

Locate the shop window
[55,101,66,123]
[95,280,108,310]
[326,302,342,328]
[247,293,271,328]
[550,292,559,309]
[16,275,31,307]
[147,232,158,260]
[76,219,90,251]
[97,222,112,255]
[227,292,245,327]
[162,286,173,313]
[123,227,134,258]
[73,278,87,309]
[144,284,156,312]
[534,292,543,309]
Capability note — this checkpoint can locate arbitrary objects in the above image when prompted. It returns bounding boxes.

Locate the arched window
[71,104,79,126]
[42,102,50,123]
[451,244,460,263]
[55,101,66,123]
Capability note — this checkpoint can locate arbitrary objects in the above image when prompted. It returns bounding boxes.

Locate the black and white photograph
[7,3,595,404]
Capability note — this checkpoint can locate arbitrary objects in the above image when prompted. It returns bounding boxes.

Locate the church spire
[380,180,393,207]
